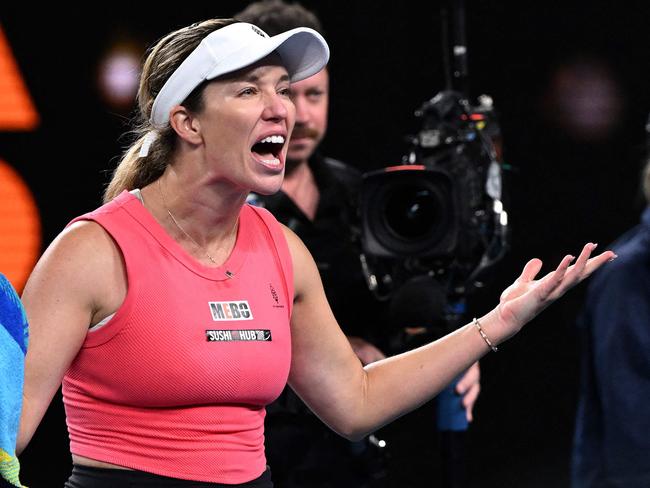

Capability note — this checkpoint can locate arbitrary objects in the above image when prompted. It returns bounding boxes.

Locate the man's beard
[285,126,322,175]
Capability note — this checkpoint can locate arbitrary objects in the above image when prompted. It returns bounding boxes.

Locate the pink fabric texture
[63,191,293,483]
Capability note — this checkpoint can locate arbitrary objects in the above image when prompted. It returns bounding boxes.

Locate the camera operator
[237,1,480,487]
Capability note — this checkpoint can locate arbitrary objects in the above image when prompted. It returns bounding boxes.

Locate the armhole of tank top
[247,205,294,319]
[80,217,137,347]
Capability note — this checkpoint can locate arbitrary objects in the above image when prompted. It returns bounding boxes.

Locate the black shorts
[64,465,273,488]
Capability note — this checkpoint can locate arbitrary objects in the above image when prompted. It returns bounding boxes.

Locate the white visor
[150,22,330,128]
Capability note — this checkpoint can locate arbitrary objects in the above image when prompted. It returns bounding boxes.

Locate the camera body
[358,90,509,301]
[360,165,457,258]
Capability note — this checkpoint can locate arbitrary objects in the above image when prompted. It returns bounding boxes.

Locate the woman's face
[194,54,295,195]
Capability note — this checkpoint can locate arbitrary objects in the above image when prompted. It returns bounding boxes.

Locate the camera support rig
[358,0,509,302]
[357,5,511,485]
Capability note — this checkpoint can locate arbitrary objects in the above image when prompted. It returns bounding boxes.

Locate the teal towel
[0,274,27,487]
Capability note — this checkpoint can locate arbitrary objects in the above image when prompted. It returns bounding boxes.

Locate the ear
[169,105,203,146]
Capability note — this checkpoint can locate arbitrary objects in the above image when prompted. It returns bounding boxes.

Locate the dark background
[2,2,649,487]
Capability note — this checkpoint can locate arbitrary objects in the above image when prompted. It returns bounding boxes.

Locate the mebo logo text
[209,301,253,321]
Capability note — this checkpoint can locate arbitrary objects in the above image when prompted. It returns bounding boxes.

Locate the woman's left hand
[494,243,616,341]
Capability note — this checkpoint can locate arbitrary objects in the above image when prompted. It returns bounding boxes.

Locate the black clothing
[251,154,381,338]
[250,154,388,488]
[571,207,650,488]
[64,465,273,488]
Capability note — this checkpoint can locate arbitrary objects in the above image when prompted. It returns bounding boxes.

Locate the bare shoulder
[278,223,324,306]
[279,224,316,272]
[279,223,311,261]
[22,220,127,323]
[33,220,122,278]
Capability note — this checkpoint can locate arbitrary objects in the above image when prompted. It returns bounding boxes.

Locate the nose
[262,91,290,122]
[293,95,308,125]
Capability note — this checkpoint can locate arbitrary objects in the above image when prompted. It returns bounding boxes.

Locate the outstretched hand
[494,243,616,341]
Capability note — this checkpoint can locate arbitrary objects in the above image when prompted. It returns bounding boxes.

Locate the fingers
[545,243,615,300]
[563,242,597,282]
[536,253,574,299]
[566,243,617,280]
[461,383,480,423]
[519,258,543,283]
[501,258,543,302]
[583,249,618,276]
[456,362,481,423]
[577,242,597,268]
[455,362,480,394]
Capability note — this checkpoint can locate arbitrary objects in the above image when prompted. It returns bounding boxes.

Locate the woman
[17,18,614,488]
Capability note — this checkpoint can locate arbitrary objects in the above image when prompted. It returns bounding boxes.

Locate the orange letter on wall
[0,25,41,292]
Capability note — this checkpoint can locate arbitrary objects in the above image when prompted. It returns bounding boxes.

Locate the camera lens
[361,167,457,257]
[383,185,442,240]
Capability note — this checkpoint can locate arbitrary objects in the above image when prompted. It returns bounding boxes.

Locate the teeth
[261,158,280,166]
[259,135,285,144]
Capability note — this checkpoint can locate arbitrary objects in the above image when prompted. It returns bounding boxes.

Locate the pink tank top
[62,191,293,484]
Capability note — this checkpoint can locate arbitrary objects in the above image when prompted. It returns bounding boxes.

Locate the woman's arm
[284,227,613,440]
[17,221,126,455]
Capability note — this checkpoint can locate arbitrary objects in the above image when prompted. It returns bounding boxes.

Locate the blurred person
[237,1,480,486]
[15,14,612,488]
[571,146,650,488]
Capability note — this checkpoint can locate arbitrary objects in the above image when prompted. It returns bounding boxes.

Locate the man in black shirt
[238,2,480,486]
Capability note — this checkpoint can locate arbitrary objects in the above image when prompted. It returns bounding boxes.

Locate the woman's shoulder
[22,218,127,327]
[36,220,124,294]
[59,219,119,253]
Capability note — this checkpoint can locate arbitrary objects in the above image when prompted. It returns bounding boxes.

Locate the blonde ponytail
[104,134,169,202]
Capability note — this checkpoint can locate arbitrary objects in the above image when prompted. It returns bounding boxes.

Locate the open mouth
[251,135,285,169]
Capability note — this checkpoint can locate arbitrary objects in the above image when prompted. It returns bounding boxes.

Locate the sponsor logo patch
[206,329,272,342]
[209,301,253,321]
[269,283,284,308]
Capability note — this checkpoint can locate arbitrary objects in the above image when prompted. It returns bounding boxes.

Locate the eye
[278,86,291,98]
[306,89,325,102]
[239,86,258,96]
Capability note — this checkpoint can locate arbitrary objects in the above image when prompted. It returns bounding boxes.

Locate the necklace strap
[158,179,217,265]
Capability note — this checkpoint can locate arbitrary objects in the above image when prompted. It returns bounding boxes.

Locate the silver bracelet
[473,317,498,352]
